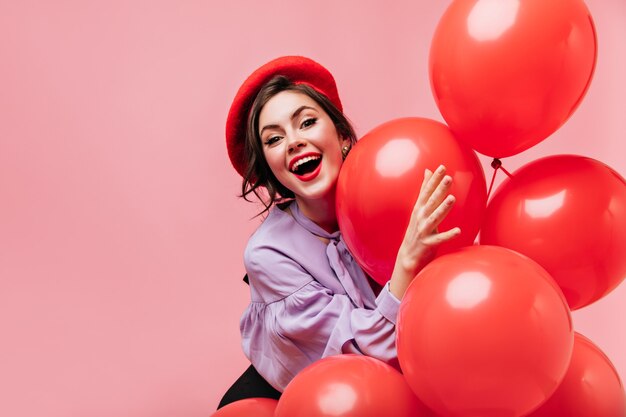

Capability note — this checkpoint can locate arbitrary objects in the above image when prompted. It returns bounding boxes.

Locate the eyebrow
[259,105,317,136]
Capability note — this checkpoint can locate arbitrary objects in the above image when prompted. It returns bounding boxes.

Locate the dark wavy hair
[240,75,357,216]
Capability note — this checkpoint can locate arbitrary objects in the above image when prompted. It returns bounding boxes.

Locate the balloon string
[486,158,513,200]
[499,165,513,178]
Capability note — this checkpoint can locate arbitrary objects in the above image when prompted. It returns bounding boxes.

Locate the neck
[295,193,338,234]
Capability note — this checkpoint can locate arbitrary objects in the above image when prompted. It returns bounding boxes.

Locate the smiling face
[258,90,350,205]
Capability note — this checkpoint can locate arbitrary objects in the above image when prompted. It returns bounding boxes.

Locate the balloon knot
[491,158,502,170]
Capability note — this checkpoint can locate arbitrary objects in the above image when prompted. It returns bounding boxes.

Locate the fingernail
[443,176,451,185]
[438,164,445,172]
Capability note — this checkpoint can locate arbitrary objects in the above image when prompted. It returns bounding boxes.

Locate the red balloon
[336,117,486,285]
[480,155,626,310]
[275,354,434,417]
[430,0,597,157]
[397,245,574,417]
[211,398,277,417]
[528,332,626,417]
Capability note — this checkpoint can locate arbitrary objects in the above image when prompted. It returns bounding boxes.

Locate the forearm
[388,254,430,300]
[389,263,413,300]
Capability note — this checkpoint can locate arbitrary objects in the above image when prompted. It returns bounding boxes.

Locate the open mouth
[291,155,322,176]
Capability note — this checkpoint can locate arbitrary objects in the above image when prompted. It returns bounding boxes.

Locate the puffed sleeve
[240,245,401,392]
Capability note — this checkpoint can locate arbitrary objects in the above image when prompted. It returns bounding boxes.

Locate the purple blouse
[240,201,401,392]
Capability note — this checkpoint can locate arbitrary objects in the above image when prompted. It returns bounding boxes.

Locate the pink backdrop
[0,1,624,415]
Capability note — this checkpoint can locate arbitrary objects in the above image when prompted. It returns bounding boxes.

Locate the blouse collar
[286,200,374,308]
[289,200,341,241]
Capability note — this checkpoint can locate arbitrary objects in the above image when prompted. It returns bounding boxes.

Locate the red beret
[225,56,343,178]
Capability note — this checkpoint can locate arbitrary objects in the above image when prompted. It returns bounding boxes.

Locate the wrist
[394,251,428,279]
[389,260,416,300]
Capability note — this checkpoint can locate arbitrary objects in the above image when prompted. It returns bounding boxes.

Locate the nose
[287,134,307,154]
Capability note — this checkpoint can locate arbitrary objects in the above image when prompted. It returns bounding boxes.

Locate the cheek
[325,151,344,175]
[262,148,277,166]
[263,149,287,177]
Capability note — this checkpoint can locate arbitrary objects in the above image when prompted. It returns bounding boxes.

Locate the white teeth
[291,155,321,172]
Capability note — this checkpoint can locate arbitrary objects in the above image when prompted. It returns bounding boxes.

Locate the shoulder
[244,204,297,268]
[243,205,319,303]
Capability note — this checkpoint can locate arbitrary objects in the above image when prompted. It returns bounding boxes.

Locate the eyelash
[301,118,317,128]
[265,136,281,145]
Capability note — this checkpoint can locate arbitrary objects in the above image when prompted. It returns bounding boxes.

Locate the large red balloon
[336,117,486,285]
[528,332,626,417]
[480,155,626,310]
[430,0,597,157]
[397,245,574,417]
[211,398,277,417]
[275,354,434,417]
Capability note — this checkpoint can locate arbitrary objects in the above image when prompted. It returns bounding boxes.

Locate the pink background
[0,1,624,415]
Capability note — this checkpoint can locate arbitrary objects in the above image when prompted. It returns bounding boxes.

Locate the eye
[300,118,317,129]
[264,135,282,146]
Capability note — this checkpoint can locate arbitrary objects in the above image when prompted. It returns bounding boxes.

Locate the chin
[296,182,337,202]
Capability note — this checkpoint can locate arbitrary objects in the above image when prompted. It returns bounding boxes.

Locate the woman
[220,56,459,405]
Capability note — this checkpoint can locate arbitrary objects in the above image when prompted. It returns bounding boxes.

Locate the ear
[340,135,352,160]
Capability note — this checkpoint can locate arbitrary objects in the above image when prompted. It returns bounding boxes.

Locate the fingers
[423,174,452,217]
[410,163,460,241]
[425,194,457,233]
[416,165,447,207]
[422,226,462,246]
[416,164,454,219]
[419,168,433,197]
[416,164,459,238]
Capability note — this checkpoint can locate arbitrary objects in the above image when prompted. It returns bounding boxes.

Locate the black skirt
[217,365,281,409]
[217,274,282,409]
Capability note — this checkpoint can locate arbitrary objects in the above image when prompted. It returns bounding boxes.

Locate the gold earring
[342,145,350,159]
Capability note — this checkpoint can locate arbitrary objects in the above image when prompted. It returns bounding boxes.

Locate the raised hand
[389,164,461,299]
